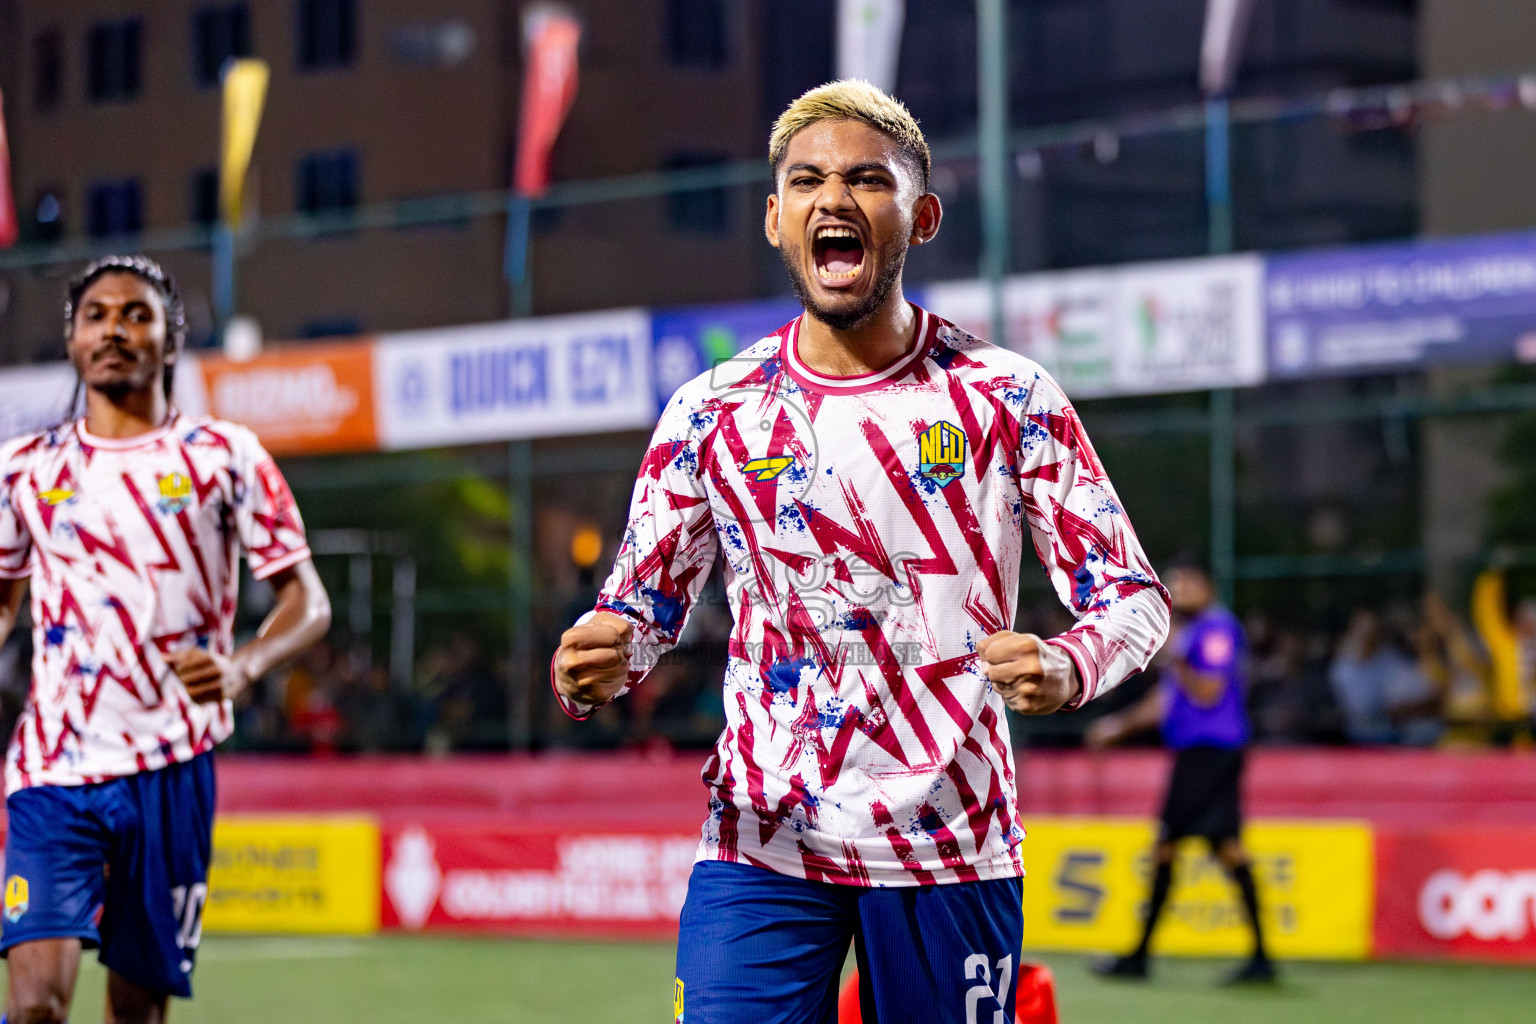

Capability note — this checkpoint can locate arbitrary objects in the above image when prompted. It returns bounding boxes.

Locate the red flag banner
[512,5,581,198]
[0,88,18,249]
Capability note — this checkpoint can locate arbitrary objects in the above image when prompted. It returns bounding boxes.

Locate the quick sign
[375,309,653,450]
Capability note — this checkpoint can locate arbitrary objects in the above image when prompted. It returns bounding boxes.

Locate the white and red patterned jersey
[561,307,1170,886]
[0,414,310,793]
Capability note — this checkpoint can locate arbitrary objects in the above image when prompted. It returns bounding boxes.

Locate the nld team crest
[918,421,967,488]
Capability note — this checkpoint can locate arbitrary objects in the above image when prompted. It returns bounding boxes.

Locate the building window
[296,0,357,71]
[299,316,362,339]
[33,30,64,111]
[87,19,143,103]
[664,153,729,233]
[666,0,728,70]
[31,189,65,243]
[191,168,220,225]
[296,149,360,213]
[192,4,253,88]
[86,180,144,238]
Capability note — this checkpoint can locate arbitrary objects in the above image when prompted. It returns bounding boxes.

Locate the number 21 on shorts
[964,953,1012,1024]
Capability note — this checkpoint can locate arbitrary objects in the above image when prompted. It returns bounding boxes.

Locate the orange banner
[197,341,378,456]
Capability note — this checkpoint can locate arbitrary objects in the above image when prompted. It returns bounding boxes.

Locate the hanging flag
[837,0,905,95]
[0,88,18,249]
[220,58,270,229]
[512,5,581,198]
[1200,0,1257,97]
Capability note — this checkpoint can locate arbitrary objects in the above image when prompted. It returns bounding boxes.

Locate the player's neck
[798,289,916,377]
[81,387,170,440]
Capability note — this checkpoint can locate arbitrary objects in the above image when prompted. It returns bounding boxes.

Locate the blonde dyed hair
[769,80,930,191]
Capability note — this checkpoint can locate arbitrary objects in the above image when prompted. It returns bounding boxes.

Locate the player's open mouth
[813,225,866,285]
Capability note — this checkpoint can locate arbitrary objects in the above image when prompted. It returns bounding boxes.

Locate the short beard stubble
[779,233,910,332]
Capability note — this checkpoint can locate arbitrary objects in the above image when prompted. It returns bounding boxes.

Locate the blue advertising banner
[649,297,806,411]
[1266,231,1536,377]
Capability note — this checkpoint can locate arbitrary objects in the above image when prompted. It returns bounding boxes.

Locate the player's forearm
[1173,664,1225,707]
[1052,583,1171,703]
[234,561,331,682]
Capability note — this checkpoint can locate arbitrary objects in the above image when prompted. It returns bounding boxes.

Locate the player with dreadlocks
[0,256,332,1023]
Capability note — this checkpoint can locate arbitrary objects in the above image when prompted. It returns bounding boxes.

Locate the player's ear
[764,193,781,248]
[910,192,941,246]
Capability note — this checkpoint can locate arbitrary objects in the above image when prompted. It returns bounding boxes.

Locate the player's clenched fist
[166,647,251,704]
[554,611,634,706]
[976,630,1081,715]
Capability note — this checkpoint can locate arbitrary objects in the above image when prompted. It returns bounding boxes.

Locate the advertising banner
[925,271,1116,397]
[381,823,698,938]
[204,815,381,935]
[1266,231,1536,377]
[374,309,654,450]
[924,255,1265,398]
[194,341,378,456]
[1116,255,1266,394]
[1375,824,1536,963]
[1019,817,1373,960]
[650,298,803,410]
[0,362,78,443]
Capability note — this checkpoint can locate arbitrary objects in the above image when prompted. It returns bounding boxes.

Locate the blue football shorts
[0,752,216,999]
[674,860,1023,1024]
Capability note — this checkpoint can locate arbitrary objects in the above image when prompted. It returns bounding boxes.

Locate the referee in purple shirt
[1086,561,1276,985]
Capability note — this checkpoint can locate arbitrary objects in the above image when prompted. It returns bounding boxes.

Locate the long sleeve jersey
[560,307,1169,886]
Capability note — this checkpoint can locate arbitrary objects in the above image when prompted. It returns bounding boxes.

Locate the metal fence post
[508,439,534,747]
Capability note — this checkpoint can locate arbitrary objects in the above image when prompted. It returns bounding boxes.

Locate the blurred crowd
[0,570,1532,754]
[1263,572,1536,748]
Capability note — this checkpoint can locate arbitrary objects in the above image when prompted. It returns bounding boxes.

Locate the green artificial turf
[15,935,1532,1023]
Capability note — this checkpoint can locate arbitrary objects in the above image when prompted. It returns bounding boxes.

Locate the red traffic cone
[839,962,1057,1024]
[1015,962,1059,1024]
[838,970,862,1024]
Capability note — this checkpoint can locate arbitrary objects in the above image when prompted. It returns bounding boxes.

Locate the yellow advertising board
[205,815,380,935]
[1020,817,1373,960]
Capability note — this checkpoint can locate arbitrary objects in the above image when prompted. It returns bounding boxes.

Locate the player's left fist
[976,631,1081,716]
[166,647,251,704]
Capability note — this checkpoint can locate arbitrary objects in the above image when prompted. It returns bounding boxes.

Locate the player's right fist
[553,611,634,707]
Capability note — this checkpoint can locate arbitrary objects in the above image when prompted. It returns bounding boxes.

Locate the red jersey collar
[780,305,934,396]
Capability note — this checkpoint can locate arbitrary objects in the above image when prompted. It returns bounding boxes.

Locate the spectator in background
[1471,567,1536,743]
[1415,592,1493,745]
[1328,608,1442,746]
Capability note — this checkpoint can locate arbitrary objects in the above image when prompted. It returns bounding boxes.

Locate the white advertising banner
[924,254,1265,398]
[0,358,208,443]
[0,362,77,442]
[374,309,654,451]
[924,269,1118,397]
[1115,254,1266,394]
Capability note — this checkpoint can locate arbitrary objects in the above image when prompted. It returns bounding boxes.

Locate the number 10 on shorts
[171,883,208,952]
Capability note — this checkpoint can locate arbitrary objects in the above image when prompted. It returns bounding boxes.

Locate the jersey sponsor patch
[741,456,793,482]
[37,487,74,507]
[5,875,30,922]
[918,421,967,487]
[673,977,685,1022]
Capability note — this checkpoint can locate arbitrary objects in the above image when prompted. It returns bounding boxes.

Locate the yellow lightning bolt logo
[37,488,74,506]
[741,456,794,482]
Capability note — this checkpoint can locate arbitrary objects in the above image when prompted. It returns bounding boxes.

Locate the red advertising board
[380,822,699,939]
[1375,825,1536,962]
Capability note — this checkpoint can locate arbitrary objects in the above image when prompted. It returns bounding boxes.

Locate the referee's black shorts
[1158,745,1245,844]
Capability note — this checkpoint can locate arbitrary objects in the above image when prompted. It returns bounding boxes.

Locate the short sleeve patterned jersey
[0,414,310,793]
[559,308,1170,887]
